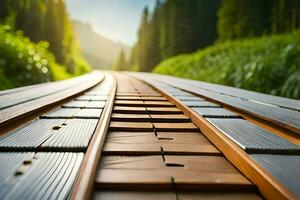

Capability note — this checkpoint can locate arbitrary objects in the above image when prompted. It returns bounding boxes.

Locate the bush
[153,31,300,99]
[0,24,71,89]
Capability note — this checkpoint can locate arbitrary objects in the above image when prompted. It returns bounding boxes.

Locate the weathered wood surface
[130,72,300,200]
[132,73,300,134]
[207,118,300,154]
[150,73,300,111]
[1,71,300,200]
[251,154,300,198]
[93,73,260,200]
[0,71,104,127]
[0,152,83,199]
[0,72,104,110]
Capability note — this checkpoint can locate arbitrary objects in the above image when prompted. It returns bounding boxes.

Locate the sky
[65,0,156,46]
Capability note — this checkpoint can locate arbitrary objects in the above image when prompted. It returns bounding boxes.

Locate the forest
[114,0,300,99]
[0,0,90,90]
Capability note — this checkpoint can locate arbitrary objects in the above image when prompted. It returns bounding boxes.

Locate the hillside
[73,20,130,69]
[153,31,300,99]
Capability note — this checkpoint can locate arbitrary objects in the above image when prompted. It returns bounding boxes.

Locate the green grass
[153,31,300,99]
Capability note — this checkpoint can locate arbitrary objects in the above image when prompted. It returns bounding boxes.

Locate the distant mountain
[72,20,131,69]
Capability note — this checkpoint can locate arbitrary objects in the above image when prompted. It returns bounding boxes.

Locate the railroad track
[0,71,299,200]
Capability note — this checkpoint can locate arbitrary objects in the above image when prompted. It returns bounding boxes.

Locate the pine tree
[136,7,149,72]
[113,49,127,71]
[144,0,161,71]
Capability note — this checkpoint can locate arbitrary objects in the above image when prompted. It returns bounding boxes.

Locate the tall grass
[154,31,300,99]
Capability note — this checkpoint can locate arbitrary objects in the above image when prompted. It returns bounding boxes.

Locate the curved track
[0,71,299,200]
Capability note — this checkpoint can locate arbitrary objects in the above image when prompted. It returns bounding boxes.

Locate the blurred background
[0,0,299,99]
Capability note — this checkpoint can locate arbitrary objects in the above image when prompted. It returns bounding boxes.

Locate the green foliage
[130,0,220,72]
[153,31,300,99]
[0,24,71,89]
[218,0,300,41]
[1,0,90,75]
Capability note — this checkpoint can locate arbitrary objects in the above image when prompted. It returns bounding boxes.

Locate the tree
[130,0,220,71]
[113,49,127,71]
[0,0,90,75]
[136,7,150,72]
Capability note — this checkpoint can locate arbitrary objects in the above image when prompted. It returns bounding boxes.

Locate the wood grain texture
[94,191,177,200]
[96,155,252,190]
[41,108,103,119]
[70,73,116,200]
[62,100,106,109]
[0,118,98,151]
[183,101,220,108]
[131,73,298,200]
[148,73,300,111]
[147,74,300,134]
[178,191,262,200]
[76,95,108,101]
[0,73,101,110]
[207,118,300,154]
[103,132,220,155]
[251,154,300,199]
[193,107,241,118]
[0,71,103,127]
[0,152,83,200]
[109,122,153,131]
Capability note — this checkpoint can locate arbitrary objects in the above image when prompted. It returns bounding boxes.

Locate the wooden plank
[0,152,83,199]
[0,72,102,110]
[150,114,190,122]
[0,83,48,96]
[103,132,220,155]
[114,100,145,106]
[176,96,205,101]
[141,96,167,101]
[148,73,300,111]
[136,74,298,200]
[96,155,252,190]
[149,75,300,134]
[116,93,140,96]
[0,118,98,151]
[139,94,162,97]
[0,119,64,150]
[0,72,103,127]
[113,106,147,114]
[143,101,174,107]
[62,100,106,109]
[111,113,150,122]
[41,108,79,118]
[178,192,262,200]
[146,107,182,114]
[115,96,143,100]
[0,152,32,196]
[75,109,103,119]
[94,191,177,200]
[41,119,98,151]
[111,113,190,123]
[70,73,116,200]
[76,95,108,101]
[153,123,199,132]
[109,122,153,131]
[207,118,300,154]
[41,108,103,119]
[183,101,220,108]
[193,108,241,118]
[113,100,175,107]
[251,154,300,199]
